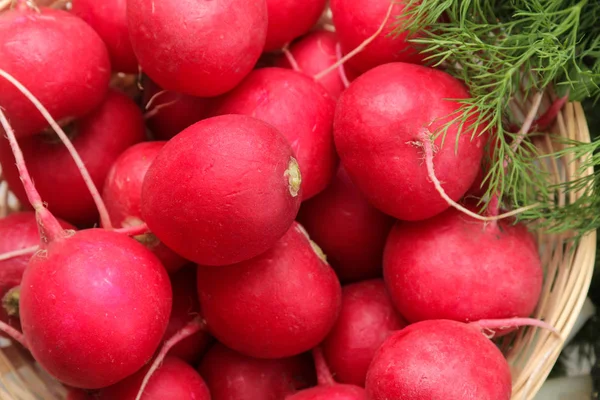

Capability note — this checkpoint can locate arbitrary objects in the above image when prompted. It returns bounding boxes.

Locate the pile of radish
[0,0,556,399]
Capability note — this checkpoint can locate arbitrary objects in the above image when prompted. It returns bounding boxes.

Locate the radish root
[0,245,38,262]
[312,346,335,386]
[0,320,27,348]
[282,43,301,73]
[470,317,562,339]
[114,223,150,237]
[335,43,351,88]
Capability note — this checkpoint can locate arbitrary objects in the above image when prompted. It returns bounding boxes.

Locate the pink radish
[321,279,406,386]
[196,222,342,358]
[99,356,210,400]
[198,342,316,399]
[264,0,327,51]
[330,0,423,74]
[286,347,366,400]
[297,166,394,282]
[0,6,110,138]
[0,89,145,226]
[103,141,187,272]
[210,68,337,200]
[127,0,268,97]
[365,320,512,400]
[142,78,210,140]
[383,206,543,325]
[277,30,347,99]
[71,0,138,73]
[141,114,302,266]
[333,62,487,221]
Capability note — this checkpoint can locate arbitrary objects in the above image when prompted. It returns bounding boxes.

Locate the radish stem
[312,346,335,386]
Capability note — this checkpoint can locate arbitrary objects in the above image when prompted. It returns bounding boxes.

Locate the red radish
[0,89,145,226]
[321,279,406,386]
[198,342,316,399]
[264,0,327,51]
[211,68,337,200]
[163,267,211,363]
[142,78,210,141]
[297,167,394,282]
[365,320,512,400]
[71,0,138,73]
[196,222,342,358]
[333,62,487,221]
[286,347,366,400]
[127,0,268,97]
[0,6,110,138]
[383,206,543,325]
[141,114,302,266]
[103,142,187,272]
[99,356,210,400]
[330,0,423,74]
[276,30,347,99]
[66,389,92,400]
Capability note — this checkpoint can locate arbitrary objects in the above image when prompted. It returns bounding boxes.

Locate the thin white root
[282,43,301,72]
[0,245,38,262]
[335,43,351,88]
[144,90,169,111]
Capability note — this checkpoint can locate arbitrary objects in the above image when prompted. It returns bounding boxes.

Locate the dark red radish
[66,389,92,400]
[211,68,336,200]
[365,320,512,400]
[127,0,268,97]
[334,63,487,221]
[71,0,138,73]
[142,114,302,266]
[199,342,316,400]
[103,142,187,272]
[383,206,542,325]
[142,78,210,141]
[276,30,347,99]
[163,267,211,363]
[297,167,394,282]
[286,347,366,400]
[0,6,110,138]
[196,222,342,358]
[99,356,210,400]
[321,279,406,386]
[330,0,423,74]
[0,89,145,226]
[264,0,327,51]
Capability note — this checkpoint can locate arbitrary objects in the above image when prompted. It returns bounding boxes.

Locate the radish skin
[264,0,327,51]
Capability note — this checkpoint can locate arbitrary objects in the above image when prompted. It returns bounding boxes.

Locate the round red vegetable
[383,207,543,324]
[0,6,110,138]
[198,342,315,399]
[142,114,302,266]
[0,89,145,226]
[297,166,394,282]
[71,0,138,73]
[127,0,268,97]
[196,222,342,358]
[334,62,486,221]
[321,279,406,386]
[264,0,327,51]
[211,68,337,200]
[365,320,512,400]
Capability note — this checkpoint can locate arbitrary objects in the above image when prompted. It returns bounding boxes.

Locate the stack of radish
[0,0,553,399]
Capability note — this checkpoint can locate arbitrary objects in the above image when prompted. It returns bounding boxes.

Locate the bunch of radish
[0,0,558,399]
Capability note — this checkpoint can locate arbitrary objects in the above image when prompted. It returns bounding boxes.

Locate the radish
[330,0,423,74]
[383,206,543,325]
[333,62,487,221]
[103,142,187,272]
[286,347,366,400]
[277,30,348,99]
[141,114,302,266]
[0,89,145,226]
[66,389,92,400]
[297,167,394,282]
[0,110,172,389]
[71,0,138,73]
[127,0,268,97]
[142,78,210,141]
[321,279,406,386]
[0,5,110,138]
[163,267,211,363]
[264,0,327,51]
[99,356,210,400]
[198,342,316,399]
[196,222,342,358]
[210,68,337,200]
[365,320,512,400]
